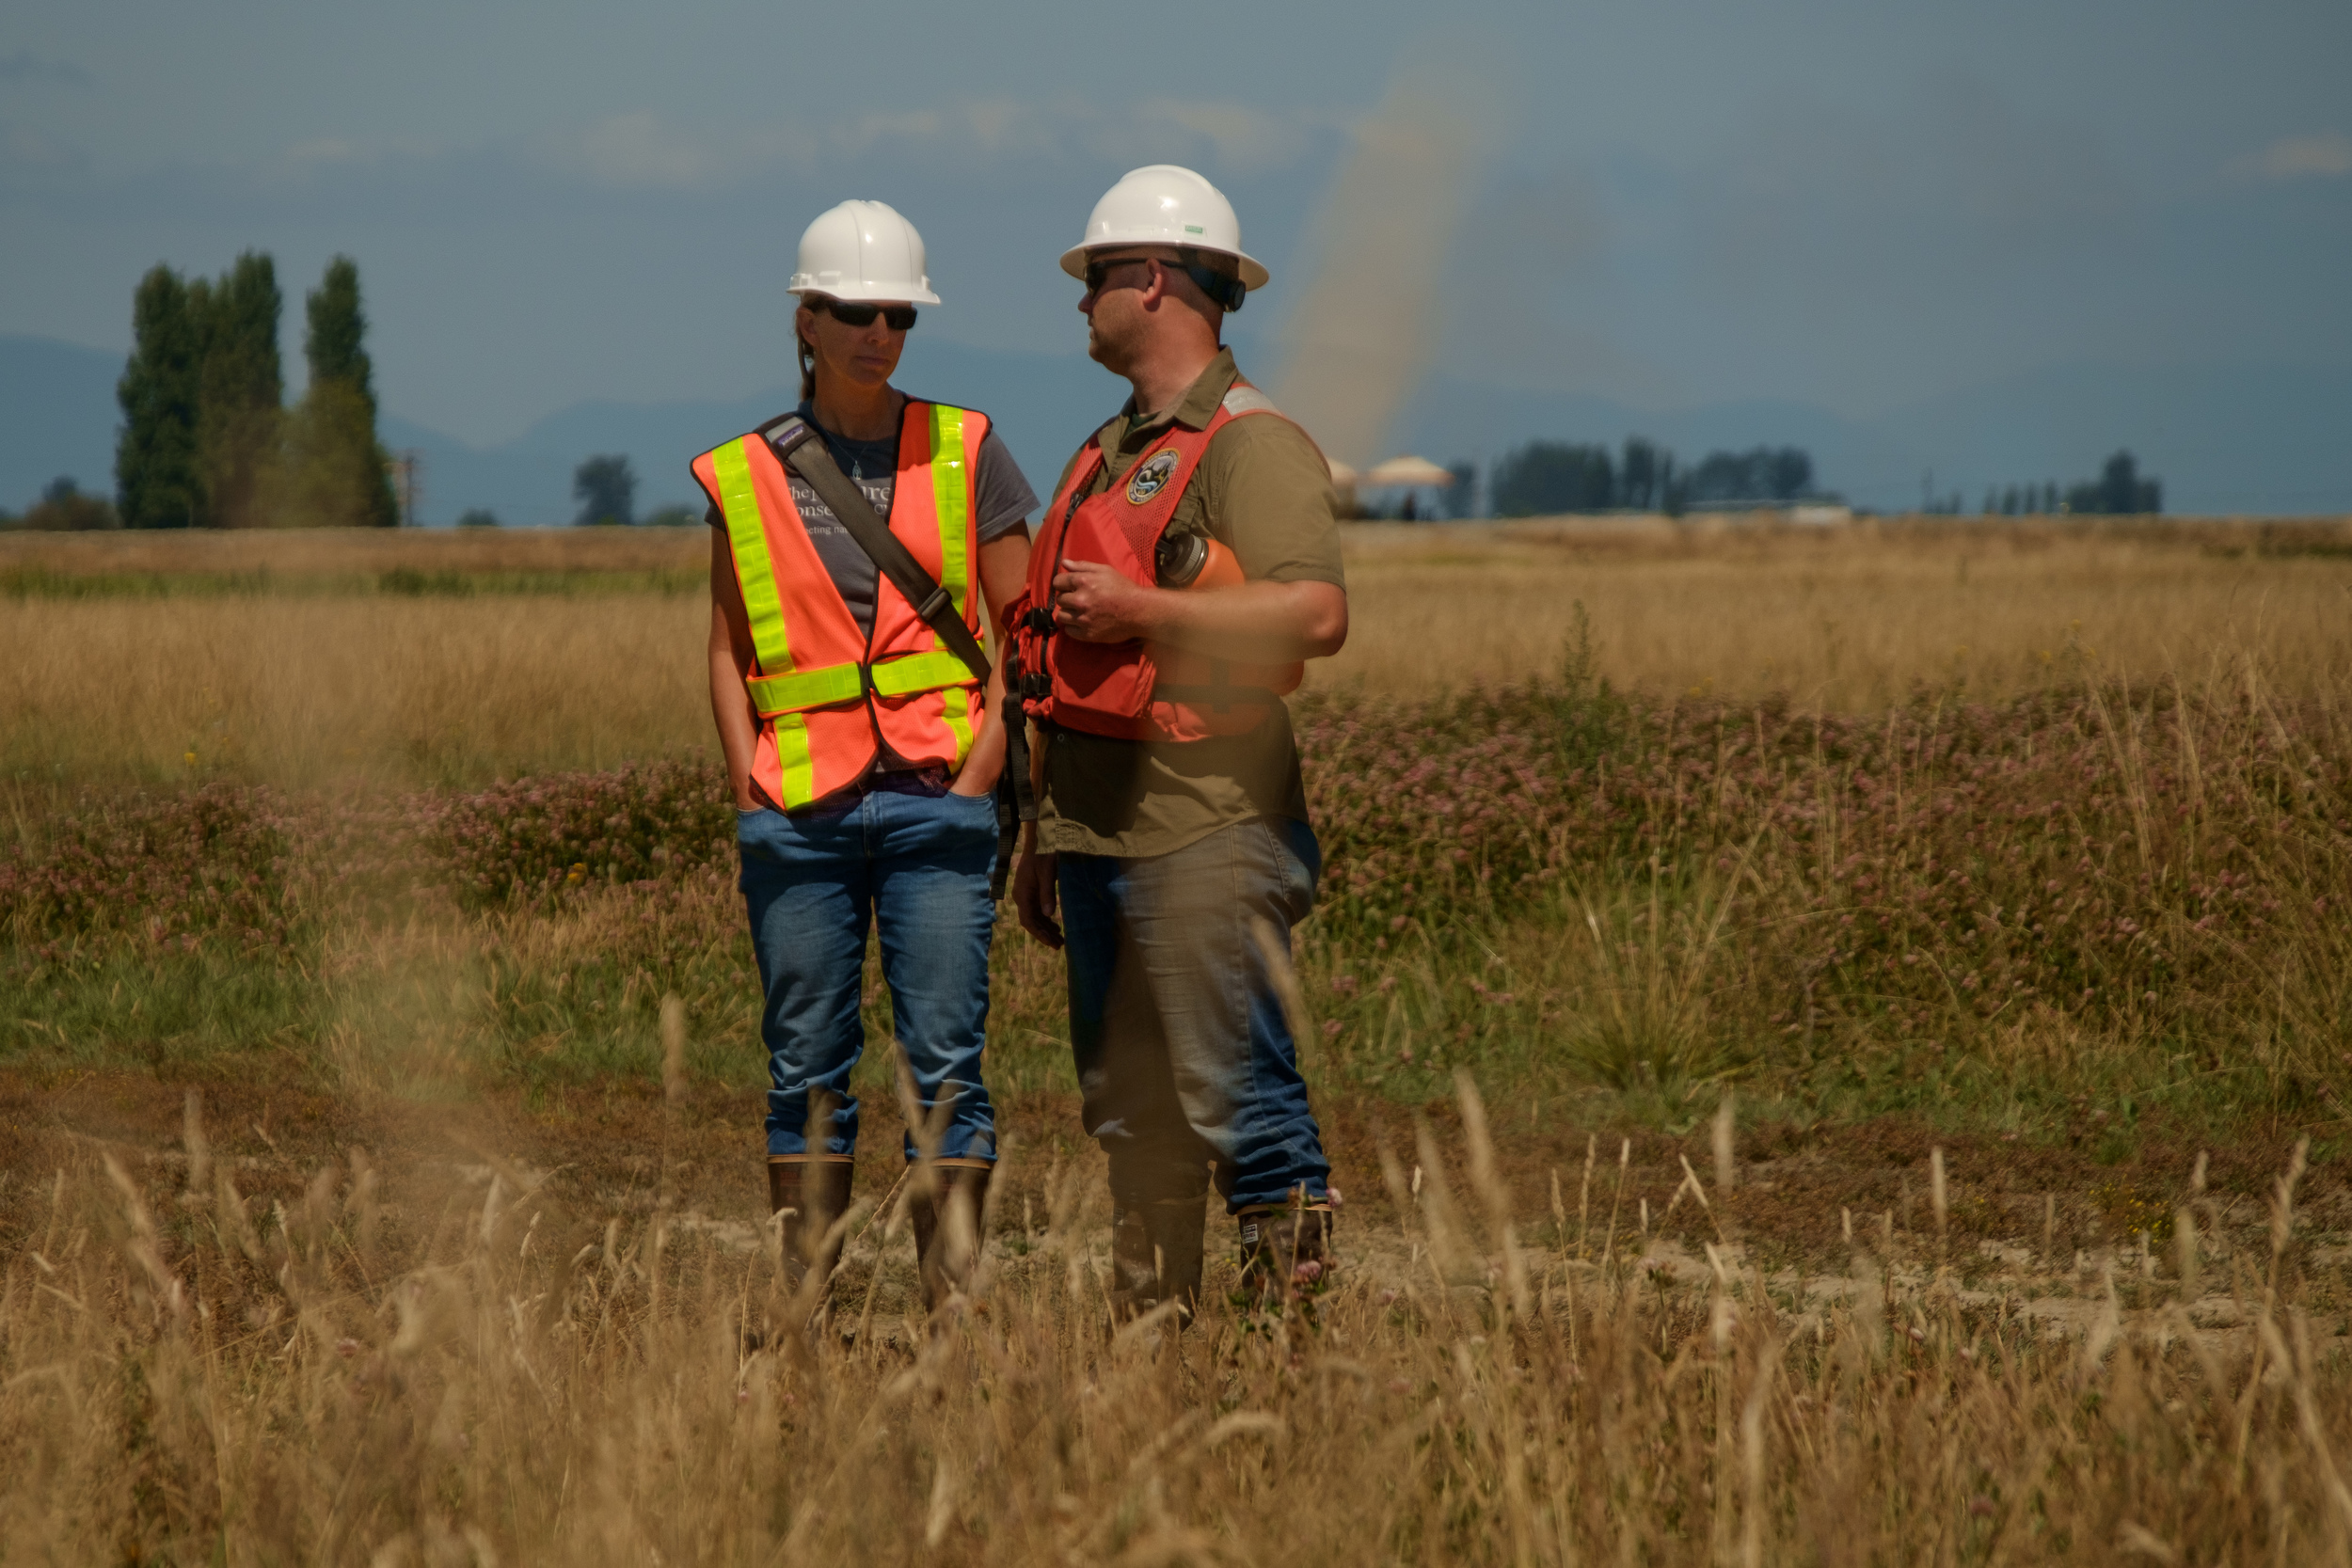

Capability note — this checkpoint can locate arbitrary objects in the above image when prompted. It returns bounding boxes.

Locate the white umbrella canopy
[1365,454,1455,488]
[1326,458,1359,487]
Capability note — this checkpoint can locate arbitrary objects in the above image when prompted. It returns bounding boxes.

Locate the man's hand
[1054,560,1347,664]
[1052,560,1165,644]
[1013,847,1063,948]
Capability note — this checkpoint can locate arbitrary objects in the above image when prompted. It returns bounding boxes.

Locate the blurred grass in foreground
[4,1078,2348,1562]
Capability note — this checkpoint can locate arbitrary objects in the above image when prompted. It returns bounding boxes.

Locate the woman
[692,200,1037,1312]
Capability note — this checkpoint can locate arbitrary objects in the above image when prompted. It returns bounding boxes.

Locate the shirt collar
[1106,347,1240,452]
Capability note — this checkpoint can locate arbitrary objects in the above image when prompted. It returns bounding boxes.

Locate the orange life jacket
[691,401,989,810]
[1011,383,1304,743]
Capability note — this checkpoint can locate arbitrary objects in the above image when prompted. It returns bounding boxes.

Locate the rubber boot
[1236,1198,1335,1308]
[909,1162,993,1314]
[768,1156,854,1291]
[1109,1196,1208,1326]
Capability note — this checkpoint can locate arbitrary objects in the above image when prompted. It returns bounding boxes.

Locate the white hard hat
[1059,165,1269,294]
[788,199,940,305]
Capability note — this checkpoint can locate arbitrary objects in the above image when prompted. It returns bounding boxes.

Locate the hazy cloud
[565,112,743,189]
[0,51,92,87]
[2238,131,2352,182]
[528,98,1318,192]
[1127,100,1309,174]
[0,123,87,185]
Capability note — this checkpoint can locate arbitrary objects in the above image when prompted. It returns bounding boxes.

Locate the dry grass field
[6,515,2349,789]
[6,515,2352,1562]
[1332,515,2352,708]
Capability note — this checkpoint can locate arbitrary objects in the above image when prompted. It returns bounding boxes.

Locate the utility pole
[392,449,423,528]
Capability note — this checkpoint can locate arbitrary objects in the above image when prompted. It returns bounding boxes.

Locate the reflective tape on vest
[745,648,976,717]
[929,404,971,626]
[710,438,795,678]
[745,662,862,716]
[871,648,973,697]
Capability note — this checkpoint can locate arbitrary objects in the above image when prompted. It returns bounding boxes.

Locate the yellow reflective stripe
[928,405,971,626]
[772,714,817,808]
[710,439,793,676]
[752,651,974,713]
[938,685,976,769]
[747,661,864,716]
[868,650,973,697]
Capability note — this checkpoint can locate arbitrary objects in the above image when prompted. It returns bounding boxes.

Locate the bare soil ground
[11,1067,2332,1338]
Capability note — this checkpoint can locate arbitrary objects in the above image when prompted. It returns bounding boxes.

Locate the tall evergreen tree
[195,251,283,529]
[306,257,373,394]
[1620,436,1660,511]
[1489,441,1616,516]
[286,256,399,527]
[573,454,638,526]
[115,265,206,529]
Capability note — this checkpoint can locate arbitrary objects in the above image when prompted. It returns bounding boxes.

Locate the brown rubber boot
[768,1156,855,1291]
[1236,1199,1335,1308]
[1109,1196,1209,1326]
[908,1162,993,1314]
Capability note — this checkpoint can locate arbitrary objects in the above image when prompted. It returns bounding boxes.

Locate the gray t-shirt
[706,400,1037,637]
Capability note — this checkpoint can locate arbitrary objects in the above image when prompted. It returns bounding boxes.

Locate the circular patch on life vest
[1126,448,1181,504]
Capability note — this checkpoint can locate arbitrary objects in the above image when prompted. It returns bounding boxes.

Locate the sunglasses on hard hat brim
[1081,250,1246,312]
[807,297,918,331]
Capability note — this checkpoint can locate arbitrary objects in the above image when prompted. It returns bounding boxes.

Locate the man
[1010,165,1349,1323]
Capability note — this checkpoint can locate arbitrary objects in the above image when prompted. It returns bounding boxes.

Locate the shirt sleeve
[1191,415,1346,588]
[973,428,1041,544]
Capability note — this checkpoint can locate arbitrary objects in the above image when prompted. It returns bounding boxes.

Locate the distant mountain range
[6,333,2345,520]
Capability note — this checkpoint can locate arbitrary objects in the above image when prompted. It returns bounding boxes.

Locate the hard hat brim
[1059,243,1269,294]
[788,279,943,306]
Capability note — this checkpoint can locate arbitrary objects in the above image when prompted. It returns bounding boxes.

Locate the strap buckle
[764,416,814,459]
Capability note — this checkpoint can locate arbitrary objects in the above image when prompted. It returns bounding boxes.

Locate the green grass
[5,947,319,1069]
[5,660,2346,1162]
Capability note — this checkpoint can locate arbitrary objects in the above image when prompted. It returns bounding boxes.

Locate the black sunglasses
[813,298,918,331]
[1082,255,1154,293]
[1082,250,1246,312]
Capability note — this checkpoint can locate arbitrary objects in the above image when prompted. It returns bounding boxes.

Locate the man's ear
[1141,259,1180,309]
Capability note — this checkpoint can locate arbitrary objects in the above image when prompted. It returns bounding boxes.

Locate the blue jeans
[1059,816,1329,1213]
[737,780,999,1163]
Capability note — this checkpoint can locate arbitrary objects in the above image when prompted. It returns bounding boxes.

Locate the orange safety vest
[692,401,990,810]
[1011,382,1304,743]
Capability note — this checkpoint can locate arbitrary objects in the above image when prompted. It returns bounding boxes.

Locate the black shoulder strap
[766,415,991,686]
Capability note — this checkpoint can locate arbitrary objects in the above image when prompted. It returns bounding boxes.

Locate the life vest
[1011,383,1304,743]
[691,401,989,811]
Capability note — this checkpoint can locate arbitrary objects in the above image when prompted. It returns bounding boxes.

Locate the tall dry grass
[8,1083,2350,1563]
[7,518,2347,789]
[1,595,710,787]
[1327,516,2352,706]
[0,523,707,578]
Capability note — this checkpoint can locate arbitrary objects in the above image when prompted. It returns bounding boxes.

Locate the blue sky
[2,0,2346,504]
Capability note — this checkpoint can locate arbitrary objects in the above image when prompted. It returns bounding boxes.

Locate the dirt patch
[7,1068,2332,1286]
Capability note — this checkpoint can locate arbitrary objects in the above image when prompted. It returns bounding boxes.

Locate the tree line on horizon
[1975,451,2163,517]
[1412,439,2166,521]
[99,251,398,530]
[1479,438,1822,518]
